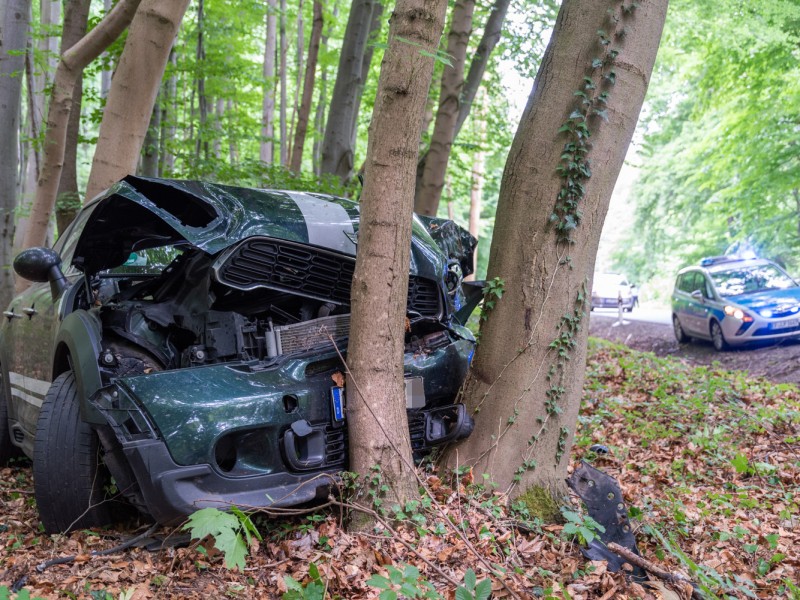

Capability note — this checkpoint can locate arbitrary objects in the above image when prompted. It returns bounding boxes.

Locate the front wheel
[33,371,114,533]
[710,320,728,351]
[673,315,689,344]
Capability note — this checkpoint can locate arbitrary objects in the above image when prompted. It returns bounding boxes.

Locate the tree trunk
[287,0,304,167]
[415,0,476,216]
[312,2,336,176]
[195,0,208,162]
[85,0,191,200]
[290,1,323,173]
[55,0,92,235]
[212,97,223,160]
[260,0,278,164]
[0,0,31,309]
[414,0,510,213]
[100,0,113,98]
[320,0,382,184]
[160,47,177,174]
[279,0,288,166]
[227,99,239,165]
[465,89,486,281]
[454,0,510,138]
[140,88,162,177]
[443,0,668,502]
[347,0,446,529]
[349,1,383,157]
[20,0,141,262]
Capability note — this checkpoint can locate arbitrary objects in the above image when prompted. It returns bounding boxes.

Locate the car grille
[752,323,800,336]
[216,237,441,317]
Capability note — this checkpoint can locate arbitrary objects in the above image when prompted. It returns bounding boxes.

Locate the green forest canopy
[612,0,800,293]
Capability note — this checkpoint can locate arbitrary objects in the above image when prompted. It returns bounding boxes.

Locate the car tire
[33,371,113,533]
[0,368,22,465]
[673,315,689,344]
[710,320,728,351]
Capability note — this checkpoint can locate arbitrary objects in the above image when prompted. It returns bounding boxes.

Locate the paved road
[589,307,671,326]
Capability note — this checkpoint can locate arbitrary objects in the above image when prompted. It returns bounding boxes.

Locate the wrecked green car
[0,177,479,532]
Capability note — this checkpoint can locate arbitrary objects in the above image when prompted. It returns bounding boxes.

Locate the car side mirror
[13,247,68,299]
[690,289,704,302]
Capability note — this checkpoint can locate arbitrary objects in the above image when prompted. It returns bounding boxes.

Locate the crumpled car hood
[73,176,473,282]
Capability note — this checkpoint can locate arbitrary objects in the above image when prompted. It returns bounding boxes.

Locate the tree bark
[465,90,486,281]
[160,48,177,174]
[85,0,191,201]
[287,0,304,167]
[0,0,31,309]
[347,0,446,528]
[443,0,668,498]
[140,88,162,177]
[454,0,510,138]
[195,0,208,162]
[279,0,288,166]
[415,0,476,216]
[55,0,92,235]
[260,0,278,164]
[320,0,382,184]
[349,2,383,157]
[20,0,141,261]
[100,0,113,98]
[414,0,510,214]
[290,1,323,173]
[312,2,336,175]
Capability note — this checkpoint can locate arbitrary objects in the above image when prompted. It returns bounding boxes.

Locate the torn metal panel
[567,461,647,581]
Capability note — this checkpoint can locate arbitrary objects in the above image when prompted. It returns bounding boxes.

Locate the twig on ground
[607,542,702,600]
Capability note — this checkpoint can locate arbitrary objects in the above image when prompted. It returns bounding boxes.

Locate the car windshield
[711,264,797,297]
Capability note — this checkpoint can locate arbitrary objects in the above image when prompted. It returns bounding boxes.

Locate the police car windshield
[711,264,797,297]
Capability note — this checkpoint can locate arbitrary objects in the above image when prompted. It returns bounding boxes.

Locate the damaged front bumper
[90,334,475,524]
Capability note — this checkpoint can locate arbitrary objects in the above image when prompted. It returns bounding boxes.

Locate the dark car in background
[672,256,800,350]
[0,177,479,532]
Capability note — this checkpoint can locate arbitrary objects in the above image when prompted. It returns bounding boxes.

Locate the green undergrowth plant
[183,506,262,570]
[0,587,44,600]
[283,563,326,600]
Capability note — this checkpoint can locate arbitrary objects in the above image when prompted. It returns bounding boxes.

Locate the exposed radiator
[266,314,351,357]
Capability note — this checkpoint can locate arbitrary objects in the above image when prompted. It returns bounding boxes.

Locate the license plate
[330,386,346,421]
[773,319,799,330]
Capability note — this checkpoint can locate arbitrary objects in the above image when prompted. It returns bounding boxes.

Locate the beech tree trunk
[0,0,31,310]
[20,0,141,263]
[287,0,304,167]
[290,1,323,173]
[55,0,92,235]
[141,89,161,177]
[347,0,446,527]
[320,0,382,183]
[279,0,288,166]
[465,91,486,281]
[85,0,191,200]
[260,0,278,164]
[160,48,177,174]
[443,0,668,499]
[312,3,336,175]
[414,0,510,214]
[415,0,476,216]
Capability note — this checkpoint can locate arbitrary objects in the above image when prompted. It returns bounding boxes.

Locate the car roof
[677,258,775,277]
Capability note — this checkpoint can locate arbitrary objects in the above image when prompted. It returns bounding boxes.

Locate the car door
[3,282,57,446]
[677,272,708,335]
[2,210,92,446]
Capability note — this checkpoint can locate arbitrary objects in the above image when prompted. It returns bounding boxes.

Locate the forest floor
[1,339,798,599]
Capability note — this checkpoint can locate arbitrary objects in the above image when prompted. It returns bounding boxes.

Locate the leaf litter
[0,338,797,599]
